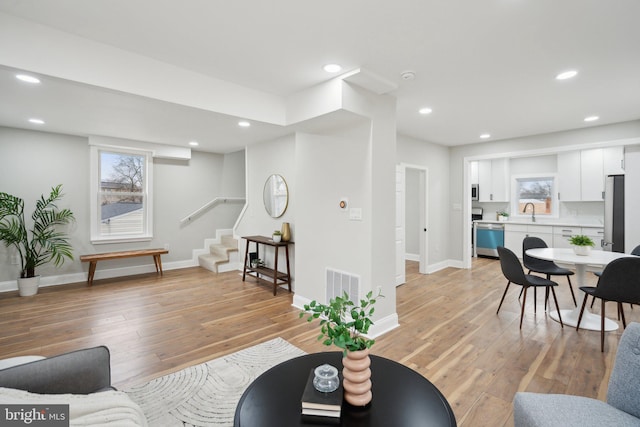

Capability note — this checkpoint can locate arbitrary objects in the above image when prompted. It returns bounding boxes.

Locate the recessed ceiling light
[28,118,45,125]
[418,107,433,115]
[238,121,251,127]
[323,64,342,73]
[556,70,578,80]
[16,74,40,84]
[189,141,199,146]
[584,115,599,122]
[480,133,491,139]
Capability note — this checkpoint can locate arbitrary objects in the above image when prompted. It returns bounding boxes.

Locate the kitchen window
[90,146,153,243]
[511,175,558,219]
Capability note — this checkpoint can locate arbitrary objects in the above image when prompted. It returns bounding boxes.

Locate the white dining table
[525,248,633,331]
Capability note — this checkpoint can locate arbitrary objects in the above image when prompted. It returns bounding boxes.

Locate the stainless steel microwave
[471,184,479,200]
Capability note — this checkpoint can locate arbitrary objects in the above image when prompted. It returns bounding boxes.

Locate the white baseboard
[0,259,196,294]
[405,253,420,262]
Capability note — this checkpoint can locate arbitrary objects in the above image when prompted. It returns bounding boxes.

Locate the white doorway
[396,164,428,280]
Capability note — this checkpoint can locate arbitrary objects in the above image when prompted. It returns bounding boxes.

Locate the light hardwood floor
[0,258,633,426]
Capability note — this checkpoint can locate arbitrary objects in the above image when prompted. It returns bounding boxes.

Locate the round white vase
[17,276,40,297]
[573,245,592,256]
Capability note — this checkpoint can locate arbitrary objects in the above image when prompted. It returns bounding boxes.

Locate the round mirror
[263,174,289,218]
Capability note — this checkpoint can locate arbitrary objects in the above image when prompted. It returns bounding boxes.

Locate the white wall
[235,135,297,283]
[397,134,451,267]
[237,82,399,335]
[0,126,244,287]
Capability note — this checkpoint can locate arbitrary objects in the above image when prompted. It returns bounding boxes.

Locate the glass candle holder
[313,364,339,393]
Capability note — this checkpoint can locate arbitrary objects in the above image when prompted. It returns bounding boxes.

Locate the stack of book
[301,369,343,424]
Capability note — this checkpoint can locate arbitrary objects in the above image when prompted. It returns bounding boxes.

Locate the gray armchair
[514,322,640,426]
[0,346,113,394]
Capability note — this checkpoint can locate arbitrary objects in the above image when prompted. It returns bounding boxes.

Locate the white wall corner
[342,68,398,95]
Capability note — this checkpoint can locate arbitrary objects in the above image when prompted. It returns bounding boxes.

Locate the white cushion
[0,387,148,426]
[0,356,45,370]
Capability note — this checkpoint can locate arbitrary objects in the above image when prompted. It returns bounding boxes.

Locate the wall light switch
[349,208,362,221]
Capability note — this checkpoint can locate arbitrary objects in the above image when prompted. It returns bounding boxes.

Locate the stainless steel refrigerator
[604,174,625,252]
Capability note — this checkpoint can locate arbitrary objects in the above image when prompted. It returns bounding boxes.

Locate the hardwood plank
[0,259,632,426]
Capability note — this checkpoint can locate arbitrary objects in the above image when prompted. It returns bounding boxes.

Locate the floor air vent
[326,268,360,303]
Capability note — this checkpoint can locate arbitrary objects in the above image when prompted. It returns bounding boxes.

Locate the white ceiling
[1,0,640,153]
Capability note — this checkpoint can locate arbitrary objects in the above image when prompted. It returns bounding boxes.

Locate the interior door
[395,165,406,286]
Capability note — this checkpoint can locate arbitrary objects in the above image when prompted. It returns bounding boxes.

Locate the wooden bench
[80,248,169,286]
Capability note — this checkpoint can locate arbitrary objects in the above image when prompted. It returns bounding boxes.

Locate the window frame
[90,145,153,244]
[510,173,559,220]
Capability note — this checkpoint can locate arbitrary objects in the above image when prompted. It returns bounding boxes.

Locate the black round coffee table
[234,352,457,427]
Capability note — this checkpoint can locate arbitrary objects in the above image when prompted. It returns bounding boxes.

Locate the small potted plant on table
[272,230,282,243]
[300,290,382,407]
[569,235,595,256]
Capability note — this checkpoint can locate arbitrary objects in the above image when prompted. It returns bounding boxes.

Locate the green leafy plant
[569,235,595,247]
[273,230,282,236]
[0,185,75,278]
[497,211,509,217]
[300,290,383,354]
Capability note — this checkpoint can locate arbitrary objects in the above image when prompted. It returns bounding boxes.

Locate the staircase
[196,231,240,273]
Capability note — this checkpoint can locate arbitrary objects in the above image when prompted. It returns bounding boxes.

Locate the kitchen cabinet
[581,149,604,201]
[552,226,582,249]
[603,146,625,175]
[553,226,604,249]
[470,161,479,184]
[504,224,552,258]
[478,158,509,202]
[557,151,582,201]
[558,147,624,202]
[581,227,605,250]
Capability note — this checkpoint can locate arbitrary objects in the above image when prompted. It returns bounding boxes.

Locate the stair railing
[180,197,246,226]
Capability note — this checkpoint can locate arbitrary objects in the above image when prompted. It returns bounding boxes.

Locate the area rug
[124,337,306,426]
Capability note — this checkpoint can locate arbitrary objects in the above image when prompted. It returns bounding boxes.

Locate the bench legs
[85,255,164,286]
[87,261,97,286]
[153,254,164,276]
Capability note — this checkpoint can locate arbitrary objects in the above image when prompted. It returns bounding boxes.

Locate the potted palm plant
[300,290,382,407]
[0,185,75,296]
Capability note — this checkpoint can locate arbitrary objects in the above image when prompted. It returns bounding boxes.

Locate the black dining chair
[593,244,640,278]
[577,256,640,351]
[523,236,577,307]
[590,244,640,308]
[497,246,564,329]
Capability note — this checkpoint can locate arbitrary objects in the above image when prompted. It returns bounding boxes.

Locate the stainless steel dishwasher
[475,223,505,257]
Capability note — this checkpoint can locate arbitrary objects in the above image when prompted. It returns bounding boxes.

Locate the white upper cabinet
[557,147,625,202]
[603,146,625,175]
[581,148,605,201]
[470,161,479,184]
[478,158,509,202]
[557,151,582,201]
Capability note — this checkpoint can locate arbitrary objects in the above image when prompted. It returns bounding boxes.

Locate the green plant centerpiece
[569,234,595,256]
[300,290,383,407]
[569,235,595,247]
[300,290,380,353]
[0,185,75,295]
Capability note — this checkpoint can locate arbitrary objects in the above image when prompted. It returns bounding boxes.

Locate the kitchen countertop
[473,219,603,228]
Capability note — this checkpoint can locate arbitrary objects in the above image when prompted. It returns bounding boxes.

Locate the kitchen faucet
[522,202,536,222]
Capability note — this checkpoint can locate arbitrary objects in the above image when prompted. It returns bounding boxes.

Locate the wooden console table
[242,235,293,295]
